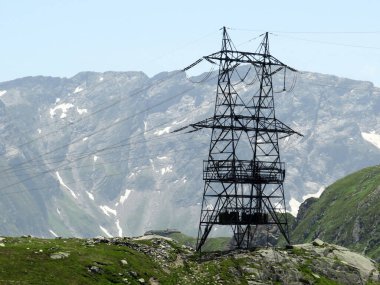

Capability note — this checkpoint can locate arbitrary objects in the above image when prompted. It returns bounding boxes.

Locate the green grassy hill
[291,165,380,261]
[0,236,378,284]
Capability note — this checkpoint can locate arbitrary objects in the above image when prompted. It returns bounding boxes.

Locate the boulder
[50,252,70,259]
[312,239,324,246]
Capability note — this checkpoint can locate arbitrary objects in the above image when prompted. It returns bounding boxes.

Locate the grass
[0,236,378,284]
[0,237,166,285]
[168,232,231,252]
[291,165,380,261]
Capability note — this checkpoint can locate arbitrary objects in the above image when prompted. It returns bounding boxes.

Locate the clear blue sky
[1,0,380,86]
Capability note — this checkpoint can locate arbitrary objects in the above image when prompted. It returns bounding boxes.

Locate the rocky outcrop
[296,197,318,222]
[84,236,380,284]
[0,235,378,284]
[291,165,380,262]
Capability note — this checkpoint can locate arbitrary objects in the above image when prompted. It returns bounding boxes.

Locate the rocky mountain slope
[291,165,380,262]
[0,69,380,238]
[0,235,378,284]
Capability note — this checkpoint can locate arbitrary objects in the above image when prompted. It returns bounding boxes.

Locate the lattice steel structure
[176,27,302,251]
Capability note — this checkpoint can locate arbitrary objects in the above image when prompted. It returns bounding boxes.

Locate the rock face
[287,241,380,284]
[291,165,380,262]
[296,197,318,222]
[0,70,380,238]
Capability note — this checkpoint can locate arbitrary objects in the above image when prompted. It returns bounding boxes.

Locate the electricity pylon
[176,27,302,251]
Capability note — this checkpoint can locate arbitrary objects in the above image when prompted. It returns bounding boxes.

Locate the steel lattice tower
[176,27,302,251]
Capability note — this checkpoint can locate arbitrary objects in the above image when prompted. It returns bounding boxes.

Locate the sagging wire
[273,68,298,94]
[186,65,216,84]
[287,72,298,93]
[233,66,256,87]
[183,57,217,84]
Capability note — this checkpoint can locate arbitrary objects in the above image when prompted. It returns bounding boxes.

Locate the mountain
[291,165,380,262]
[0,69,379,238]
[0,235,378,284]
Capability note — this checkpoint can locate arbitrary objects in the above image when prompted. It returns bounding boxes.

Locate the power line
[277,34,380,50]
[0,122,175,182]
[8,27,374,174]
[7,28,376,194]
[12,140,207,184]
[0,75,213,175]
[7,30,221,154]
[230,27,380,34]
[0,155,207,198]
[13,70,183,151]
[1,172,124,197]
[0,78,216,191]
[5,71,373,177]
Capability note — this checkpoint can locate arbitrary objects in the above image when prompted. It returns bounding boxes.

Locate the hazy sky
[1,0,380,85]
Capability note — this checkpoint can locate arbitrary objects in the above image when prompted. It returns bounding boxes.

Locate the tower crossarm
[204,51,297,73]
[173,115,303,138]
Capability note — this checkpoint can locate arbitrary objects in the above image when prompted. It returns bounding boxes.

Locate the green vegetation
[168,232,231,252]
[292,165,380,261]
[0,236,238,285]
[0,236,378,284]
[0,237,160,284]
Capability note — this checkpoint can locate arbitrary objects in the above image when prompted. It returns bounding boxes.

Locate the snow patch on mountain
[99,226,112,238]
[116,219,123,237]
[50,103,74,119]
[86,191,94,201]
[49,229,58,237]
[5,147,20,157]
[154,126,171,136]
[76,107,87,115]
[99,205,117,217]
[206,204,214,210]
[160,166,172,175]
[74,86,84,94]
[0,90,7,97]
[120,189,132,205]
[361,131,380,149]
[149,159,155,171]
[235,83,250,93]
[93,155,98,162]
[144,121,147,132]
[172,118,187,125]
[56,171,78,199]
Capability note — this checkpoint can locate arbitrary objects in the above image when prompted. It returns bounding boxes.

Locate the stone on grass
[88,265,102,274]
[50,252,70,259]
[120,259,128,266]
[312,239,324,246]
